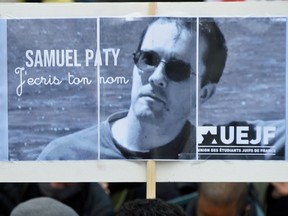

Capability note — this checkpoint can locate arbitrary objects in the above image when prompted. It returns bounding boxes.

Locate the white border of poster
[0,2,288,182]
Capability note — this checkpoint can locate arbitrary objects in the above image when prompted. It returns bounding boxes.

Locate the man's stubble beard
[131,99,168,126]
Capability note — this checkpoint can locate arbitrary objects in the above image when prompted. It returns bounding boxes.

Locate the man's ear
[199,83,216,104]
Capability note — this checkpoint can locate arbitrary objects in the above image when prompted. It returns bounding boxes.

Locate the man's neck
[111,112,185,152]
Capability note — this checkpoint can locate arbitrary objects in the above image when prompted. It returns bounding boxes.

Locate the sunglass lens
[137,52,159,72]
[141,52,159,66]
[165,60,191,82]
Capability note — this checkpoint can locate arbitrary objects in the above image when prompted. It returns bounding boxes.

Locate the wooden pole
[148,2,157,16]
[146,160,156,199]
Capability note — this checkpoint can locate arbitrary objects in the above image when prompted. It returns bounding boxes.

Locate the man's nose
[148,61,168,88]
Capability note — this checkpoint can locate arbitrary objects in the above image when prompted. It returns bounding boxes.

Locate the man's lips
[140,93,166,105]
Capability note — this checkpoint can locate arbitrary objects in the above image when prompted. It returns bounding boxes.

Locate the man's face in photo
[130,19,206,127]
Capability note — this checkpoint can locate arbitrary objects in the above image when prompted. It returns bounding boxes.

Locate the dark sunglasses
[133,50,194,82]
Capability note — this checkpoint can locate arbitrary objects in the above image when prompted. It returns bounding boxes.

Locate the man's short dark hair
[136,17,227,88]
[116,198,186,216]
[199,18,227,87]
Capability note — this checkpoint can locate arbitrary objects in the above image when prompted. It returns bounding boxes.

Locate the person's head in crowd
[196,182,250,216]
[10,197,79,216]
[116,198,186,216]
[265,182,288,216]
[38,183,84,201]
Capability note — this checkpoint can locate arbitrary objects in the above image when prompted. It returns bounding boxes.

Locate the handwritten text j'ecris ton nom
[15,67,94,97]
[14,48,130,96]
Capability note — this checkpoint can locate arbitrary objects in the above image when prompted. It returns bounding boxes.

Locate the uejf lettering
[198,126,276,145]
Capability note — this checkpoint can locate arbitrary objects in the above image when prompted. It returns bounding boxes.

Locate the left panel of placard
[6,18,99,161]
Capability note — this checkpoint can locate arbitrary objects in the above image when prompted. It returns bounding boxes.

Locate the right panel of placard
[197,17,286,160]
